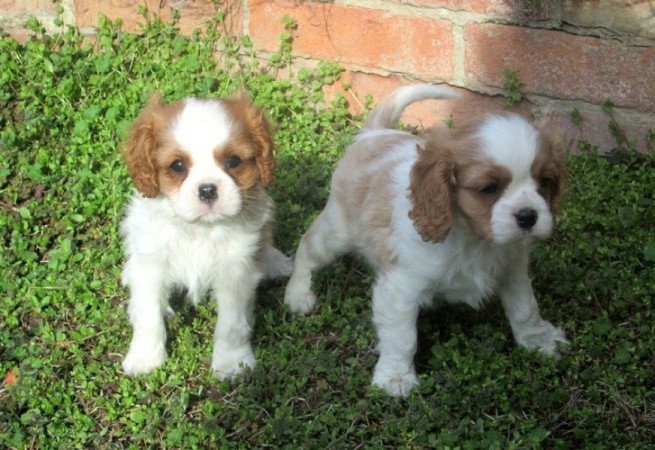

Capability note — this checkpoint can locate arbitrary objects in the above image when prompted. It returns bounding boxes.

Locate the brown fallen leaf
[4,370,18,386]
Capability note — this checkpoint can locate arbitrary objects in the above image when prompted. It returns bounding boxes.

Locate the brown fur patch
[216,133,260,195]
[408,142,455,243]
[222,93,276,188]
[533,132,567,214]
[155,148,192,196]
[330,133,412,267]
[122,94,184,198]
[341,163,397,268]
[454,161,511,240]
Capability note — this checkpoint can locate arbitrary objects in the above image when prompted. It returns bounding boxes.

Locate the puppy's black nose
[198,184,218,203]
[515,208,538,229]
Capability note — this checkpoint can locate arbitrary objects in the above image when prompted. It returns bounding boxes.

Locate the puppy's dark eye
[226,155,242,169]
[170,159,186,173]
[480,183,499,195]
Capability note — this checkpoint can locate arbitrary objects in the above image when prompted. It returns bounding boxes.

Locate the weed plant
[1,8,654,449]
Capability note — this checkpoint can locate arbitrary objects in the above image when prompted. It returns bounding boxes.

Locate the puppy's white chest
[167,225,261,301]
[418,240,512,309]
[434,259,501,309]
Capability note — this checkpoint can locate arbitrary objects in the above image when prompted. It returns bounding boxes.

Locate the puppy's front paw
[122,339,167,376]
[284,274,316,314]
[372,365,419,398]
[284,285,316,315]
[516,320,569,357]
[212,345,256,381]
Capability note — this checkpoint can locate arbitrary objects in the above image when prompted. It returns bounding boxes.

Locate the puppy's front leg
[122,265,169,376]
[211,272,259,380]
[371,272,427,398]
[499,257,568,356]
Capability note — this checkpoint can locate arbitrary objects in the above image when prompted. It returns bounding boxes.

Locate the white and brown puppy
[284,84,568,397]
[120,93,291,380]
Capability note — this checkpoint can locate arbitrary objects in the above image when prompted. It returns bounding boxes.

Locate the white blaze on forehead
[172,99,232,153]
[476,115,539,175]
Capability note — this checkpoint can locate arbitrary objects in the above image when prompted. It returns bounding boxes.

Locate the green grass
[1,10,654,449]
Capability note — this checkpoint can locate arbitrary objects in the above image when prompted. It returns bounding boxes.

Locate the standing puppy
[284,84,568,397]
[120,93,291,380]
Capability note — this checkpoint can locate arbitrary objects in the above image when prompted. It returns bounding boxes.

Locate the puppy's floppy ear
[408,143,455,243]
[123,94,165,198]
[230,91,276,186]
[539,131,568,214]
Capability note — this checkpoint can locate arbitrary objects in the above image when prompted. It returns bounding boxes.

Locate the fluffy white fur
[120,96,291,380]
[284,84,568,397]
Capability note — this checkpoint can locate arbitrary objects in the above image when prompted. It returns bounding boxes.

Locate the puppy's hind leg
[259,222,293,280]
[284,201,351,314]
[261,246,293,280]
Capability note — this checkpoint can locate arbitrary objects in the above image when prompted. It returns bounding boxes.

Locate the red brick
[324,71,407,118]
[77,0,160,31]
[563,0,655,39]
[387,0,515,15]
[177,0,242,36]
[465,23,655,112]
[327,70,654,153]
[0,0,57,17]
[6,29,30,42]
[75,0,241,36]
[0,0,68,36]
[248,0,454,80]
[325,70,531,128]
[537,103,654,154]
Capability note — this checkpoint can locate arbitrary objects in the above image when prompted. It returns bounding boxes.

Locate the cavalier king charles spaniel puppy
[284,84,568,397]
[120,93,291,380]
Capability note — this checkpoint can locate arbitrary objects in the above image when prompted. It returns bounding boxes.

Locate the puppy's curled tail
[361,84,460,131]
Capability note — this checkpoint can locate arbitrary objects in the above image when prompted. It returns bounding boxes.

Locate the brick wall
[2,0,653,152]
